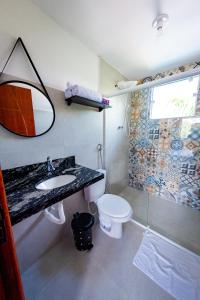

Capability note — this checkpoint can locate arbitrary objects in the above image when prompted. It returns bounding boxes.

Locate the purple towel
[102,98,110,106]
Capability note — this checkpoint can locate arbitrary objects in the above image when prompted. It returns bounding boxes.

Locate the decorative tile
[129,147,137,156]
[181,163,197,176]
[196,98,200,115]
[136,173,145,182]
[171,119,181,128]
[140,61,200,85]
[131,98,140,108]
[171,127,181,139]
[137,148,146,156]
[129,129,139,139]
[146,147,158,160]
[146,165,157,177]
[180,174,199,187]
[131,109,140,121]
[182,163,189,168]
[196,165,200,176]
[157,156,168,169]
[136,138,149,149]
[179,187,200,210]
[166,181,179,193]
[167,168,180,182]
[140,109,148,119]
[170,139,183,151]
[129,62,200,211]
[168,152,182,164]
[145,175,156,185]
[158,138,170,151]
[185,140,199,151]
[188,128,200,141]
[194,149,200,163]
[139,158,146,164]
[160,120,169,129]
[129,156,138,165]
[149,128,160,140]
[140,121,149,131]
[160,128,171,139]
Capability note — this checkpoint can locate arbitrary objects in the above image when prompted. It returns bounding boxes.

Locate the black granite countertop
[2,156,104,225]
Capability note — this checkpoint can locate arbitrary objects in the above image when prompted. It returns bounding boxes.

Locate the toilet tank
[84,169,106,203]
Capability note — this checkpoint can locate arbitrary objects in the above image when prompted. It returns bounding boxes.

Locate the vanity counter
[2,156,103,225]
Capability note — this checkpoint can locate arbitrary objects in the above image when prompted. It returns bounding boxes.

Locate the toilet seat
[97,194,132,218]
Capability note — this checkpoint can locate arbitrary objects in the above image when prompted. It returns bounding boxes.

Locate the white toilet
[84,169,133,239]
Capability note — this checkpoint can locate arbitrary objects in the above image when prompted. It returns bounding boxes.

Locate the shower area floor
[120,186,200,255]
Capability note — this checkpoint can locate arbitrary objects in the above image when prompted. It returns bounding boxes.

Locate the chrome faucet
[47,156,55,175]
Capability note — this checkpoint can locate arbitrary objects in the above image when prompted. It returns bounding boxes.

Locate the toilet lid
[98,194,132,218]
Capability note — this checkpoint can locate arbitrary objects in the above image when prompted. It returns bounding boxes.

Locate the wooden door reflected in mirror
[0,81,55,137]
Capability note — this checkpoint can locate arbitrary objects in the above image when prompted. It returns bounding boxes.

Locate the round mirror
[0,80,55,137]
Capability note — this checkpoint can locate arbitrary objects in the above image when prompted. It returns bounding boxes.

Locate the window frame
[149,75,200,120]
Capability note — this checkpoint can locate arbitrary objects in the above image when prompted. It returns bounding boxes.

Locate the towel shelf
[66,96,111,112]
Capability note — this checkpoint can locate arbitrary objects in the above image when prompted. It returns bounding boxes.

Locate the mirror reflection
[0,81,55,137]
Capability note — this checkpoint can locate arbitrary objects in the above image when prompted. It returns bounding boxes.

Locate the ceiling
[31,0,200,80]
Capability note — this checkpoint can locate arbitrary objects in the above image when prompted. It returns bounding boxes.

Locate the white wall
[0,0,102,170]
[0,84,103,169]
[0,0,99,91]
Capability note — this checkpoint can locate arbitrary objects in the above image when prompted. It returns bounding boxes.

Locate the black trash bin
[71,212,95,251]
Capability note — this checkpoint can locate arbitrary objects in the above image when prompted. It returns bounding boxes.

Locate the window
[150,75,199,119]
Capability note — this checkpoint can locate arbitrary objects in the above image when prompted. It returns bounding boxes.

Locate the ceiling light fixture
[152,13,169,35]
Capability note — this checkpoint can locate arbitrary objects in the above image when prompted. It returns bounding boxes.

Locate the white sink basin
[36,175,76,190]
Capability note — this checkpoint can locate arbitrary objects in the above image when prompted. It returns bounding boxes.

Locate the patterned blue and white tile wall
[129,62,200,210]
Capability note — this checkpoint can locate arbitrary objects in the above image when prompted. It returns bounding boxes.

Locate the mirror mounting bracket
[0,37,51,101]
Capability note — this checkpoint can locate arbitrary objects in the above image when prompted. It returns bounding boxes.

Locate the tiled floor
[22,222,174,300]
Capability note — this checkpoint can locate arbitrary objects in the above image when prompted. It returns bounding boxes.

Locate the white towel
[116,80,138,89]
[133,230,200,300]
[65,82,102,103]
[64,89,73,99]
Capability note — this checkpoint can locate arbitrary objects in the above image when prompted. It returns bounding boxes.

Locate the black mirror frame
[0,80,55,138]
[0,37,56,138]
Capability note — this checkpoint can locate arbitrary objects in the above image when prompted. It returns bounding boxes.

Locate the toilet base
[99,218,123,239]
[98,209,133,239]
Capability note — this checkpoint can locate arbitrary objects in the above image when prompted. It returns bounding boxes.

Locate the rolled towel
[116,80,138,89]
[65,88,73,99]
[65,82,102,103]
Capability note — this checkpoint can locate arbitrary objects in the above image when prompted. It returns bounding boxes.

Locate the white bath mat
[133,230,200,300]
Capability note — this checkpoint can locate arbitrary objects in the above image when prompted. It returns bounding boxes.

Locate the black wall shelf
[66,96,111,112]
